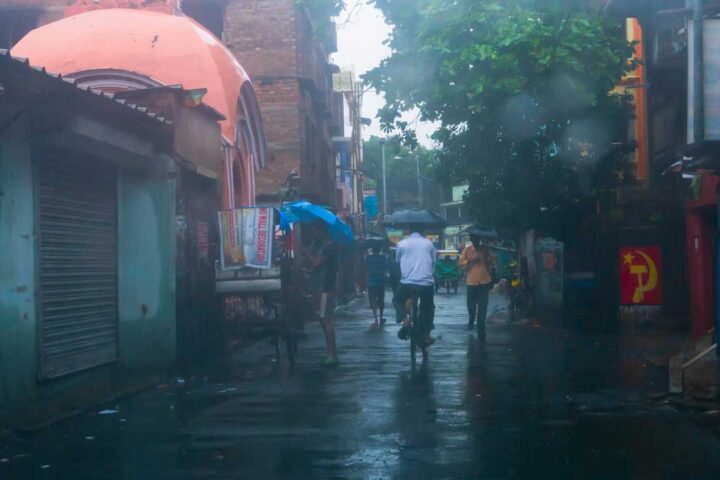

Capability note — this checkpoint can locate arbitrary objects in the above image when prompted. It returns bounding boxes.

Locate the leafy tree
[365,0,635,237]
[361,135,436,186]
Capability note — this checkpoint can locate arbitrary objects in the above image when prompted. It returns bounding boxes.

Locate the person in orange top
[459,235,495,335]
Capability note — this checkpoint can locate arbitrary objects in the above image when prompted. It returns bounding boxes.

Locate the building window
[182,0,227,40]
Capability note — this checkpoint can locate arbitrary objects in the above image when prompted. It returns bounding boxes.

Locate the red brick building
[207,0,339,206]
[182,0,340,206]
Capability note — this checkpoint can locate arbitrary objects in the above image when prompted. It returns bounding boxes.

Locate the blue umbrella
[280,201,354,243]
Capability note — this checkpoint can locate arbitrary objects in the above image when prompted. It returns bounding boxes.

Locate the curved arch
[239,82,267,170]
[64,68,164,92]
[236,121,256,204]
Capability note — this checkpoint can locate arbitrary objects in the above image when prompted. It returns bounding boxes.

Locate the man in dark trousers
[395,224,437,346]
[302,223,339,367]
[459,235,495,337]
[365,246,388,329]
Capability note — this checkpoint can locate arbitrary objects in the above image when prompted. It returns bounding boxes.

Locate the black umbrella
[463,224,498,238]
[385,209,447,228]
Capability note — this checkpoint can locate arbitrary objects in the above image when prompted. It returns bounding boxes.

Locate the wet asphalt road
[4,290,720,479]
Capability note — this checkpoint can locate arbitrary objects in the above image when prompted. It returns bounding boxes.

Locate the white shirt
[396,232,436,286]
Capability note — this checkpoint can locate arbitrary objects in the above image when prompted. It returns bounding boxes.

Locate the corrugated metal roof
[0,49,172,126]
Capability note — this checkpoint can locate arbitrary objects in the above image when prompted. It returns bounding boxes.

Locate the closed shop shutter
[36,155,119,379]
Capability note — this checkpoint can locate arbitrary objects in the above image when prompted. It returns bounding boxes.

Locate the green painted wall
[0,118,177,412]
[118,167,177,369]
[0,118,38,408]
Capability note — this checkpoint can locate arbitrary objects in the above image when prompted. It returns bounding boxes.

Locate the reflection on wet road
[3,291,720,479]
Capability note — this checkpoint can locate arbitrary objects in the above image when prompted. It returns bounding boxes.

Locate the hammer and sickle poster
[619,246,663,305]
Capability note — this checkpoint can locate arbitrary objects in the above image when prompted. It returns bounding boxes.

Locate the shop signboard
[218,207,274,270]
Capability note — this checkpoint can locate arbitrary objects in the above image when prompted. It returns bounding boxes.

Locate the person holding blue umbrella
[283,201,354,244]
[281,201,352,367]
[302,222,340,367]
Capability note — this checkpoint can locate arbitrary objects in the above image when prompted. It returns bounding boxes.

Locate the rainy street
[3,290,720,479]
[4,0,720,478]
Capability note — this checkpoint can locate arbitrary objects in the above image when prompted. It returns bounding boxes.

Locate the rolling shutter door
[36,155,119,379]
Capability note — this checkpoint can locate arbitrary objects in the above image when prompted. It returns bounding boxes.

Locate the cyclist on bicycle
[395,223,437,347]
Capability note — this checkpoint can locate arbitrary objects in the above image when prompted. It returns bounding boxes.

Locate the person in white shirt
[395,224,437,347]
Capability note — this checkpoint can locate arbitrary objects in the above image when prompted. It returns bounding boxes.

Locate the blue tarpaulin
[363,195,378,220]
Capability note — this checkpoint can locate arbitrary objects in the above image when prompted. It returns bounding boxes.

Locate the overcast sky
[332,1,436,147]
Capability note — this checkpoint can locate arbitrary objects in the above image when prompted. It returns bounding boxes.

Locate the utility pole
[380,138,387,215]
[692,0,705,143]
[415,151,423,208]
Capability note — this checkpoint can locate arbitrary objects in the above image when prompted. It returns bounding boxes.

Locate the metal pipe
[693,0,705,143]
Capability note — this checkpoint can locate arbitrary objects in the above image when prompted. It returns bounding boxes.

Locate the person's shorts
[317,291,336,320]
[367,286,385,308]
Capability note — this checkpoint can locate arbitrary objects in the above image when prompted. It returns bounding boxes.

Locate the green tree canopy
[361,135,436,188]
[365,0,635,236]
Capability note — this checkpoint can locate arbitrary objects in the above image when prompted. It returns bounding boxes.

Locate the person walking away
[365,246,388,329]
[459,235,495,336]
[302,224,339,367]
[395,224,437,346]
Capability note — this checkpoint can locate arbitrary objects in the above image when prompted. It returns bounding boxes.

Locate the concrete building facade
[0,53,178,417]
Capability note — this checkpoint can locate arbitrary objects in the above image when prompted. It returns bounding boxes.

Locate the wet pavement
[3,290,720,479]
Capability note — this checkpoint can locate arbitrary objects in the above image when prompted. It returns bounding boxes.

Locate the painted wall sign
[619,246,663,305]
[218,207,274,270]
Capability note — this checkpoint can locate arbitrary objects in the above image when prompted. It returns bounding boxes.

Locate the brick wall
[253,78,301,198]
[224,0,303,200]
[65,0,179,16]
[224,0,336,205]
[223,0,298,78]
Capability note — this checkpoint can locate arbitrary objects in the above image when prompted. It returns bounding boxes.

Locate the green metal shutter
[36,155,119,379]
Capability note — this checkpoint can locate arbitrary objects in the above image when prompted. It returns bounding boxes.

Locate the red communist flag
[619,246,663,305]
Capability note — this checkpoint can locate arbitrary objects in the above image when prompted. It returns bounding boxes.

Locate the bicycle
[398,286,431,368]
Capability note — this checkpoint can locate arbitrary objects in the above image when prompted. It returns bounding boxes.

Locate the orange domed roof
[12,8,250,144]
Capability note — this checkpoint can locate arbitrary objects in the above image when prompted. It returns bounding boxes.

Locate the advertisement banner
[619,246,663,305]
[218,207,274,270]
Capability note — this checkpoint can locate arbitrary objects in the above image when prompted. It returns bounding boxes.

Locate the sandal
[322,356,339,368]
